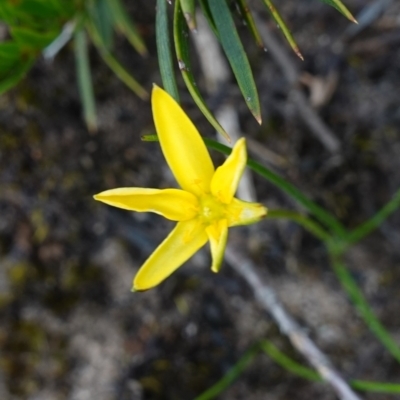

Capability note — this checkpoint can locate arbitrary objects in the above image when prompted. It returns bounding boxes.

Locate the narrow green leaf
[319,0,357,23]
[261,340,400,393]
[106,0,148,56]
[351,380,400,394]
[344,187,400,248]
[260,340,321,381]
[235,0,265,50]
[207,0,262,124]
[267,209,331,242]
[179,0,196,31]
[260,0,304,60]
[197,0,218,36]
[156,0,179,102]
[193,344,259,400]
[141,134,159,142]
[0,56,35,95]
[88,21,148,100]
[173,1,230,141]
[331,257,400,364]
[74,29,97,132]
[88,0,114,50]
[11,27,58,49]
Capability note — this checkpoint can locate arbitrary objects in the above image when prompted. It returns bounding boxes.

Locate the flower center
[198,194,226,224]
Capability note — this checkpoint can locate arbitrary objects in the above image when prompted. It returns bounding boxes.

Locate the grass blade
[268,209,331,242]
[193,344,259,400]
[235,0,265,50]
[319,0,357,23]
[331,257,400,364]
[88,0,114,50]
[260,340,321,381]
[156,0,179,102]
[106,0,148,56]
[344,187,400,247]
[173,1,230,141]
[208,0,262,124]
[260,0,303,60]
[198,0,218,36]
[74,28,97,132]
[179,0,196,31]
[88,21,148,100]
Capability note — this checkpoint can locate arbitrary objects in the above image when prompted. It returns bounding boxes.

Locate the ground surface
[1,1,400,399]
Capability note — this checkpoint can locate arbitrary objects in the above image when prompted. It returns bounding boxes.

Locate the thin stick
[225,245,363,400]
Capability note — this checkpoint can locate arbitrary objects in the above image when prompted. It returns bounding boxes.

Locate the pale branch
[225,245,362,400]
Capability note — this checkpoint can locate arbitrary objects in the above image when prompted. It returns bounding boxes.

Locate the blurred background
[1,0,400,399]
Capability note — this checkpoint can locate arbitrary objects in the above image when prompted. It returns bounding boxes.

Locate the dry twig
[225,244,363,400]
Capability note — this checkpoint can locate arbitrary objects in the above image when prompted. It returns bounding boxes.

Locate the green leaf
[260,0,303,60]
[331,257,400,364]
[13,0,65,19]
[267,209,331,242]
[0,1,72,30]
[344,187,400,248]
[197,0,218,36]
[88,0,114,50]
[74,28,97,133]
[106,0,148,56]
[319,0,357,23]
[173,1,230,142]
[156,0,179,102]
[179,0,196,31]
[10,27,58,49]
[0,42,21,60]
[235,0,265,50]
[88,21,148,100]
[0,56,35,95]
[194,344,259,400]
[207,0,262,124]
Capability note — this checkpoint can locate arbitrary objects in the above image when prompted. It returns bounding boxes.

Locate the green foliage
[0,0,356,129]
[0,0,147,130]
[208,0,261,123]
[0,0,74,95]
[156,0,179,102]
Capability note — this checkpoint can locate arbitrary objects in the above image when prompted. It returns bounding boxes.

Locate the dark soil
[1,1,400,399]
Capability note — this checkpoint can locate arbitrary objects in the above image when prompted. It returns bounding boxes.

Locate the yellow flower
[94,85,267,291]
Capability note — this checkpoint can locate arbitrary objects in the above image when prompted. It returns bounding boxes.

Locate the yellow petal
[205,219,228,273]
[94,188,199,221]
[226,198,267,227]
[133,219,207,290]
[210,138,246,204]
[152,85,215,196]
